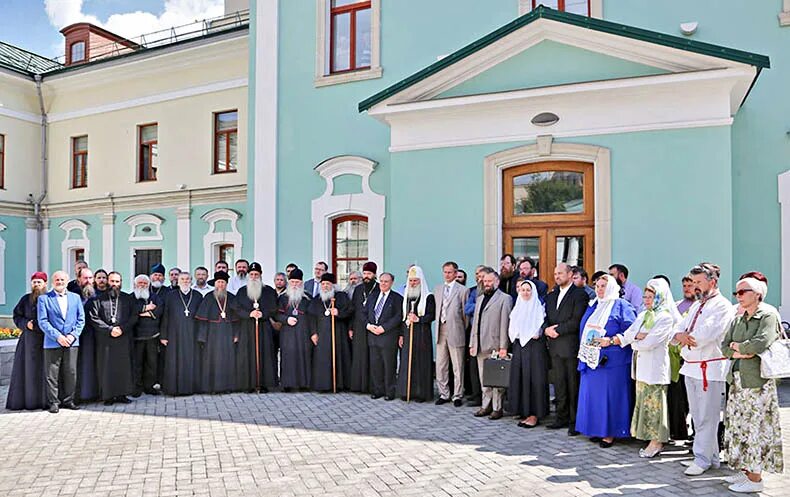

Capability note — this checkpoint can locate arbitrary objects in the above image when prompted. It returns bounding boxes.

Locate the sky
[0,0,225,60]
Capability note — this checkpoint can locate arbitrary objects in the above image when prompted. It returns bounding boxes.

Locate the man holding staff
[308,273,352,392]
[397,265,436,403]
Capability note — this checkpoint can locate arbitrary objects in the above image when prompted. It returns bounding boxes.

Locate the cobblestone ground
[1,384,789,497]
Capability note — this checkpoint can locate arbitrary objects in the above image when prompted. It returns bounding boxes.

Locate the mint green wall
[440,40,667,98]
[189,202,250,271]
[113,209,176,284]
[604,0,788,307]
[48,214,102,274]
[0,215,29,315]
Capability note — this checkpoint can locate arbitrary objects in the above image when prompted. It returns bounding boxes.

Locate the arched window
[331,215,368,283]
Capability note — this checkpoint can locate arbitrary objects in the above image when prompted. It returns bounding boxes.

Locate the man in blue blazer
[366,272,404,400]
[37,270,85,413]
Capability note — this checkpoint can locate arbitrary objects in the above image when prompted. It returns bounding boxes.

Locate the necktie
[374,293,386,322]
[441,284,451,323]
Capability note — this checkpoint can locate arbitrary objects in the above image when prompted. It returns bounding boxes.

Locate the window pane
[512,237,540,271]
[355,8,371,68]
[217,134,228,171]
[140,124,157,142]
[217,111,237,131]
[150,142,159,174]
[142,146,151,179]
[0,135,4,153]
[332,0,363,7]
[228,132,237,170]
[331,12,351,72]
[564,0,589,15]
[556,235,584,268]
[71,42,85,62]
[513,171,584,215]
[74,136,87,152]
[534,0,560,8]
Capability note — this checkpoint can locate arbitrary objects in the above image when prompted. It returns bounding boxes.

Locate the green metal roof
[0,41,62,76]
[359,6,770,112]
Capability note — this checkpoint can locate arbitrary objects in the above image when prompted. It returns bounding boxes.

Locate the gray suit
[470,289,512,411]
[433,281,469,400]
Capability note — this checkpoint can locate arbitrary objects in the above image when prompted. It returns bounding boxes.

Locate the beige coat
[433,281,469,348]
[470,289,512,356]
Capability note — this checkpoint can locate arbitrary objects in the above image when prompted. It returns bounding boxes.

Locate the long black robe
[5,294,46,410]
[89,292,138,401]
[307,292,353,392]
[231,285,278,392]
[397,293,436,401]
[195,294,238,393]
[160,289,203,395]
[76,294,99,402]
[348,281,378,393]
[507,338,549,418]
[276,293,313,389]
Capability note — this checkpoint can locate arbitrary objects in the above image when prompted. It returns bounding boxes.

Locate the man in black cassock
[231,262,278,392]
[160,272,203,396]
[6,272,48,411]
[348,262,379,393]
[307,273,352,392]
[275,268,312,391]
[89,272,138,405]
[74,268,99,403]
[149,263,169,298]
[397,265,436,402]
[67,261,88,294]
[131,274,164,396]
[195,272,238,393]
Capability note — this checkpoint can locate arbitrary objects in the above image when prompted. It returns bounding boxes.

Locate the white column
[102,213,115,271]
[778,170,790,320]
[254,0,278,275]
[41,218,50,275]
[25,217,38,276]
[176,206,191,271]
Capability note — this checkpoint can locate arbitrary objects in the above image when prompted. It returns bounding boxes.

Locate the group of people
[4,255,785,494]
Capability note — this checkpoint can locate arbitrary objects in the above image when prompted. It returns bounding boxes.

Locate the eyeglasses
[732,289,754,297]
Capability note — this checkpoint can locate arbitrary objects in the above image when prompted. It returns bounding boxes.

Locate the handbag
[759,327,790,379]
[482,352,511,388]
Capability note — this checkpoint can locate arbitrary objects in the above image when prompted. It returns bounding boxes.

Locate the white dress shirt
[55,290,69,319]
[677,291,734,382]
[556,284,571,309]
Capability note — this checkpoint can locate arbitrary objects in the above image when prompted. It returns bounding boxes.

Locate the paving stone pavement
[1,384,789,497]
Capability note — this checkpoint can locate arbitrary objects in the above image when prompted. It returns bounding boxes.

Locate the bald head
[553,263,572,287]
[52,271,69,293]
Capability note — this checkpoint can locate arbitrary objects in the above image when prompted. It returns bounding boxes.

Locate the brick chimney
[60,23,140,66]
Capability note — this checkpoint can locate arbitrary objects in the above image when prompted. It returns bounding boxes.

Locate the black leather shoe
[599,439,614,448]
[370,394,382,399]
[384,395,395,401]
[568,429,580,436]
[453,399,463,407]
[116,396,132,404]
[435,397,450,405]
[62,403,80,410]
[547,422,568,430]
[131,391,142,398]
[145,390,161,396]
[48,404,59,414]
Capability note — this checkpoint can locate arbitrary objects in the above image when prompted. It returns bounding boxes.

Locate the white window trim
[314,0,382,87]
[781,0,790,26]
[778,169,790,320]
[124,213,164,242]
[483,138,611,270]
[59,219,91,278]
[519,0,603,18]
[201,208,243,270]
[0,222,7,305]
[311,155,385,269]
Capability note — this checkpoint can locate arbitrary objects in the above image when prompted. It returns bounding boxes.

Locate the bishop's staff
[406,300,416,403]
[330,297,337,393]
[253,299,261,393]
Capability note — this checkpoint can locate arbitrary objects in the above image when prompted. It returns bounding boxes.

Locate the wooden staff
[254,304,261,393]
[330,297,337,394]
[407,300,416,403]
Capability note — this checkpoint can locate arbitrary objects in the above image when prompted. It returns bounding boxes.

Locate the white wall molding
[102,213,115,271]
[254,0,278,274]
[47,77,248,123]
[483,142,611,270]
[778,169,790,320]
[311,156,385,268]
[781,0,790,26]
[519,0,603,18]
[202,208,243,270]
[0,106,40,124]
[124,213,164,242]
[59,219,90,277]
[25,217,38,278]
[176,206,191,271]
[0,222,7,304]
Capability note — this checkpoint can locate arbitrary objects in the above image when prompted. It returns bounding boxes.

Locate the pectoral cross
[184,309,190,317]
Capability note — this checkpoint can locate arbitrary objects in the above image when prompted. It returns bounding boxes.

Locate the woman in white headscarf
[610,278,680,458]
[397,265,436,402]
[507,280,548,428]
[719,276,783,494]
[575,274,637,448]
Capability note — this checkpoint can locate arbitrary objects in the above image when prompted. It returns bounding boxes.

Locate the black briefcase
[482,355,511,388]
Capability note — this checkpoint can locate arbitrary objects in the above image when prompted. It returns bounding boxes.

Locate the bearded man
[307,273,352,392]
[195,272,238,393]
[348,262,379,393]
[397,266,436,402]
[75,267,99,402]
[275,268,312,391]
[131,274,164,396]
[160,272,203,396]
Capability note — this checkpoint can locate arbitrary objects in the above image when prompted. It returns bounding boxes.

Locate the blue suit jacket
[37,290,85,349]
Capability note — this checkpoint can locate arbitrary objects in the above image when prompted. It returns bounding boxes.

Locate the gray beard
[214,288,227,301]
[151,280,163,289]
[109,287,121,298]
[345,283,359,296]
[246,279,263,302]
[319,287,335,303]
[179,284,192,294]
[286,285,304,308]
[406,286,421,300]
[476,281,484,295]
[81,284,96,300]
[134,288,150,301]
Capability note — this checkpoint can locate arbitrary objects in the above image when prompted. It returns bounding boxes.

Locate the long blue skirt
[575,364,633,438]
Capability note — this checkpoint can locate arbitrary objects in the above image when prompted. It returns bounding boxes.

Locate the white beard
[134,288,150,301]
[246,279,263,302]
[151,280,163,289]
[319,287,335,303]
[179,284,192,294]
[81,284,96,300]
[406,286,421,301]
[286,284,304,308]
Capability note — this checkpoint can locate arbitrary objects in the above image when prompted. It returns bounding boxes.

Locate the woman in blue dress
[576,274,637,447]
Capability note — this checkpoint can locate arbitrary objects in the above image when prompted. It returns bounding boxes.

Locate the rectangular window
[532,0,589,15]
[71,135,88,189]
[332,215,369,284]
[214,111,238,174]
[0,134,4,189]
[138,123,158,182]
[330,0,371,74]
[70,41,86,63]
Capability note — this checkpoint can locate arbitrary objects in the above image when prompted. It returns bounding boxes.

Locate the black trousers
[551,355,580,427]
[134,339,159,392]
[45,346,78,407]
[369,344,398,398]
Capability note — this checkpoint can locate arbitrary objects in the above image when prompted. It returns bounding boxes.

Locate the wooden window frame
[329,0,372,75]
[331,214,368,276]
[71,135,88,189]
[213,110,238,174]
[138,123,158,182]
[531,0,590,15]
[70,41,86,63]
[0,134,4,190]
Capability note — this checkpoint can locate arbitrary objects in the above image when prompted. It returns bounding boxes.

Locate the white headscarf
[508,280,545,346]
[403,265,431,319]
[586,274,621,329]
[642,278,682,328]
[737,277,768,300]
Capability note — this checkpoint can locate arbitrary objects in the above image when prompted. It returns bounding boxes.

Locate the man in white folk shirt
[673,262,734,477]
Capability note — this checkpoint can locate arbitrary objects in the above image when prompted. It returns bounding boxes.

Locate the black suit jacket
[542,285,589,359]
[366,291,404,348]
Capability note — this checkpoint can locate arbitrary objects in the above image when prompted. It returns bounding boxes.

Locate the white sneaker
[684,463,708,476]
[724,473,748,484]
[680,460,694,467]
[728,479,764,493]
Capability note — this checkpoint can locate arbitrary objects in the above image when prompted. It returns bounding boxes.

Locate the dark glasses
[732,289,754,297]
